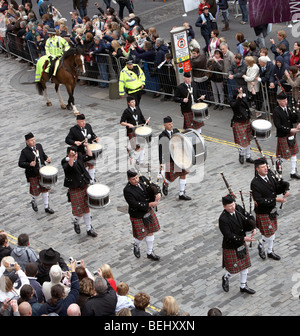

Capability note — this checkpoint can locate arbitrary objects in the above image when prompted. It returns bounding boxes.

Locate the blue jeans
[227,78,237,101]
[79,6,87,19]
[97,59,109,88]
[239,4,248,22]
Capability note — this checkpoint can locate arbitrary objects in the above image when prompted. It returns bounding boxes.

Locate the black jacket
[81,280,117,316]
[219,204,255,249]
[273,105,300,138]
[61,152,92,189]
[120,106,146,136]
[259,61,274,84]
[158,128,180,165]
[18,143,48,181]
[65,123,97,154]
[123,178,152,218]
[230,96,251,124]
[250,170,289,214]
[174,81,202,113]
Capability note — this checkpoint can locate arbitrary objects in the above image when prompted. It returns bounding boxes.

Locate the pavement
[1,0,300,318]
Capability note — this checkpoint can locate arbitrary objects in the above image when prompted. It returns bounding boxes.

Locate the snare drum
[87,184,110,209]
[134,125,152,144]
[192,102,209,122]
[169,129,207,170]
[251,119,272,140]
[39,165,58,188]
[89,143,103,165]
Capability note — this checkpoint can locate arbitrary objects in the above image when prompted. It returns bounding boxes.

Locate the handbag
[236,245,247,259]
[287,135,296,147]
[142,211,154,226]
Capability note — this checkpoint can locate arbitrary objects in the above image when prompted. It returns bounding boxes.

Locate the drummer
[229,85,255,164]
[158,116,192,200]
[18,132,55,214]
[65,114,100,184]
[174,71,205,134]
[273,93,300,179]
[61,146,98,238]
[120,96,150,167]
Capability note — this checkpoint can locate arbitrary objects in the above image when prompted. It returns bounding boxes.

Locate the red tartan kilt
[276,136,299,159]
[183,111,204,130]
[165,161,188,183]
[256,213,277,237]
[222,244,251,274]
[232,121,252,147]
[29,176,49,196]
[69,185,90,217]
[130,208,160,240]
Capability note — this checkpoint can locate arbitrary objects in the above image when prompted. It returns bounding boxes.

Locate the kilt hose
[183,111,204,130]
[69,185,90,217]
[256,213,277,238]
[165,161,188,183]
[29,175,49,196]
[222,243,251,274]
[232,121,252,147]
[130,208,160,240]
[128,132,137,150]
[276,136,299,160]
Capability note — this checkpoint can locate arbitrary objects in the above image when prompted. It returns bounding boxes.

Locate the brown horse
[36,48,86,115]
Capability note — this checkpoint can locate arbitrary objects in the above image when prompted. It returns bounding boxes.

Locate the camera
[9,263,15,267]
[69,257,81,266]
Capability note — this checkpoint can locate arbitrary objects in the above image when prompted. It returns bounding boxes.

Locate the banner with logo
[249,0,300,27]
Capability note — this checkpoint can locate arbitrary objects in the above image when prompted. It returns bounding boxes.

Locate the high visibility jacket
[119,64,145,96]
[45,35,70,58]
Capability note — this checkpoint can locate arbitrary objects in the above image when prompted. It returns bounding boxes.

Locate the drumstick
[143,117,151,127]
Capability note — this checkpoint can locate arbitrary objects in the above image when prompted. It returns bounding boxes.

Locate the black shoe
[147,251,160,261]
[240,284,256,294]
[45,207,54,214]
[179,193,192,200]
[290,172,300,179]
[239,154,244,164]
[162,183,168,196]
[133,244,140,258]
[73,219,81,234]
[246,157,254,164]
[31,200,38,212]
[267,251,281,260]
[87,227,98,237]
[213,104,219,110]
[222,275,229,292]
[258,242,266,260]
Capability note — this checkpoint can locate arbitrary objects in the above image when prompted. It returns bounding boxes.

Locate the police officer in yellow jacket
[45,28,70,77]
[119,60,145,106]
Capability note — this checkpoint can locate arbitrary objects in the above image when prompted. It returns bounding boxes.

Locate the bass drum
[169,129,207,170]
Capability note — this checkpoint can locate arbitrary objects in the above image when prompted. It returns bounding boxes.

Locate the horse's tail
[36,81,44,95]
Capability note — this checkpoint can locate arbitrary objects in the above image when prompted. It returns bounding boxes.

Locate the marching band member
[123,168,161,261]
[250,158,290,261]
[18,132,54,214]
[174,72,205,134]
[219,194,256,294]
[158,116,191,200]
[65,113,99,184]
[61,146,98,238]
[273,93,300,179]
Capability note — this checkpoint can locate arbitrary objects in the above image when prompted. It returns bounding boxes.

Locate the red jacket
[198,2,210,15]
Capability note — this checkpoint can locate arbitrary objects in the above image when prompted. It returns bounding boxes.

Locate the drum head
[89,143,102,151]
[169,129,206,170]
[251,119,272,131]
[192,102,208,110]
[134,126,152,137]
[39,165,58,176]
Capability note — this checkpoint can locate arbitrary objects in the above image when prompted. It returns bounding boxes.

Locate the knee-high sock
[41,192,49,209]
[239,146,246,156]
[240,269,248,288]
[145,235,154,254]
[83,212,92,231]
[224,271,231,279]
[196,128,202,134]
[134,237,143,248]
[245,145,251,158]
[291,155,297,174]
[74,216,82,224]
[88,168,95,182]
[262,234,275,253]
[179,178,186,196]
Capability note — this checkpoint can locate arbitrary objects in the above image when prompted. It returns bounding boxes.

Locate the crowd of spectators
[0,230,199,316]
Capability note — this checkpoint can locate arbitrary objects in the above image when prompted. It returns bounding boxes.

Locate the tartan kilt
[232,121,252,147]
[130,208,160,240]
[222,244,251,274]
[29,176,49,196]
[165,161,188,183]
[276,136,299,160]
[183,111,204,130]
[69,185,90,217]
[256,213,277,237]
